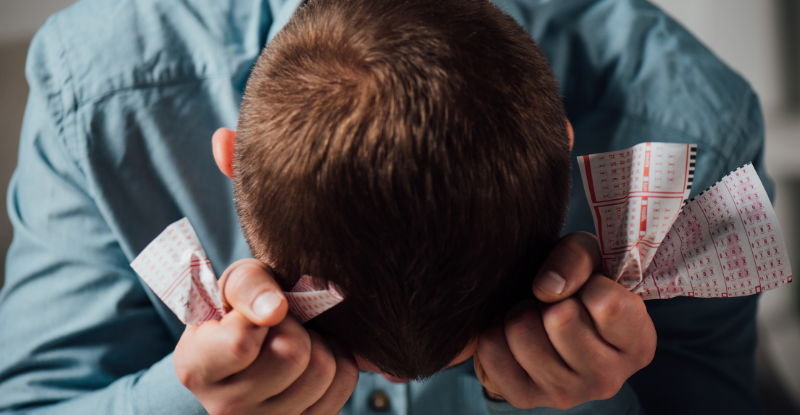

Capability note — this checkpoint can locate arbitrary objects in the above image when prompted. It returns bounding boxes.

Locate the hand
[174,259,359,415]
[474,232,656,410]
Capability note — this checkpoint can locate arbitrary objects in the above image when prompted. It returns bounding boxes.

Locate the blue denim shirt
[0,0,772,414]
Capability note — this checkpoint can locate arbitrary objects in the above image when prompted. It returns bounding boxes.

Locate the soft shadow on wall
[0,38,28,288]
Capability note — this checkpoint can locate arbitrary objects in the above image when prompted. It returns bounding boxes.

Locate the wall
[0,39,27,287]
[0,0,77,43]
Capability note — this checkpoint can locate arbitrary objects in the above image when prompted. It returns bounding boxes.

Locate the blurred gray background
[0,0,798,413]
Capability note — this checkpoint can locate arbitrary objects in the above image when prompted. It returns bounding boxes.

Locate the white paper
[579,143,792,299]
[131,218,343,324]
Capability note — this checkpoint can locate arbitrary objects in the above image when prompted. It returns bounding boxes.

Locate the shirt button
[368,390,391,412]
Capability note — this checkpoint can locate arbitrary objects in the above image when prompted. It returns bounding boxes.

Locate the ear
[565,119,574,151]
[212,128,236,179]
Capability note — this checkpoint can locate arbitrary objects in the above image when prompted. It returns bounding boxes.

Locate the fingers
[176,312,310,398]
[177,310,356,415]
[298,336,360,415]
[258,330,336,413]
[578,274,657,367]
[176,310,270,386]
[475,295,646,410]
[475,318,539,408]
[476,251,658,411]
[533,232,603,303]
[228,315,312,403]
[539,298,616,377]
[472,353,500,398]
[219,258,288,326]
[503,300,573,387]
[176,257,362,415]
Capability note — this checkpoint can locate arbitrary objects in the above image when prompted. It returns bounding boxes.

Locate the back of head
[235,0,571,379]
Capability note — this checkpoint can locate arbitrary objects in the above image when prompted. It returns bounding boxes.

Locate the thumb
[219,258,289,326]
[532,232,604,303]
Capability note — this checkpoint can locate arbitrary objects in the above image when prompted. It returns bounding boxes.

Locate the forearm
[0,355,205,415]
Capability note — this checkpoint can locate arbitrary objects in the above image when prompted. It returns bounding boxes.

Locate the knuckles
[588,288,629,325]
[541,299,582,330]
[589,370,626,401]
[336,356,361,389]
[220,326,264,364]
[308,337,337,384]
[547,386,584,411]
[477,323,507,354]
[268,326,312,374]
[505,304,541,340]
[174,334,207,391]
[175,361,201,390]
[634,319,658,368]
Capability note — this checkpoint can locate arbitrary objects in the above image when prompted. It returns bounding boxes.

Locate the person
[0,0,771,415]
[228,0,577,381]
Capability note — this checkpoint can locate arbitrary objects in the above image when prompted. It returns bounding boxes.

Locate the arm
[627,89,770,415]
[474,233,654,414]
[482,0,770,413]
[472,98,770,414]
[0,23,203,414]
[174,259,358,415]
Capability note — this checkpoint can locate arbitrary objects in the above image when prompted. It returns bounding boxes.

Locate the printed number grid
[641,164,791,298]
[579,143,791,300]
[130,218,344,325]
[579,143,696,293]
[130,218,224,324]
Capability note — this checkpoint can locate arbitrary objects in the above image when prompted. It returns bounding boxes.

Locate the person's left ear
[212,128,236,179]
[566,119,574,151]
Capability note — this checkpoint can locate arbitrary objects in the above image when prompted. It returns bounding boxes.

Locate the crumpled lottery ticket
[132,142,791,325]
[130,218,343,324]
[579,142,792,299]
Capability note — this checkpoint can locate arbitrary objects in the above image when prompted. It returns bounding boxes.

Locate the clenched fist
[174,259,359,415]
[474,232,656,410]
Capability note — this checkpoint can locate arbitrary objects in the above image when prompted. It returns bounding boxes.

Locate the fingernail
[535,270,565,295]
[252,291,283,318]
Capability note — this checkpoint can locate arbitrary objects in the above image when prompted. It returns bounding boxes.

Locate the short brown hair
[234,0,571,379]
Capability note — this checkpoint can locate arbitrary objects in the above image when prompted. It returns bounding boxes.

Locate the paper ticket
[131,218,343,324]
[579,142,792,299]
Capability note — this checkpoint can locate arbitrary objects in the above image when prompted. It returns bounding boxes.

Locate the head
[224,0,572,380]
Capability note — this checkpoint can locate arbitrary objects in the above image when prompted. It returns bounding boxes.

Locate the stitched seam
[52,14,81,167]
[75,74,234,109]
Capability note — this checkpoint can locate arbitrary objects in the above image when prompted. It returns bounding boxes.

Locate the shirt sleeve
[626,89,770,415]
[0,19,206,415]
[492,0,771,413]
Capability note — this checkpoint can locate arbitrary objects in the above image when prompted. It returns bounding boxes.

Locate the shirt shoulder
[494,0,760,161]
[29,0,271,108]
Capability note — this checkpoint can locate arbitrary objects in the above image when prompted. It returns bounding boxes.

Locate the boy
[175,2,655,412]
[232,0,572,380]
[0,0,770,414]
